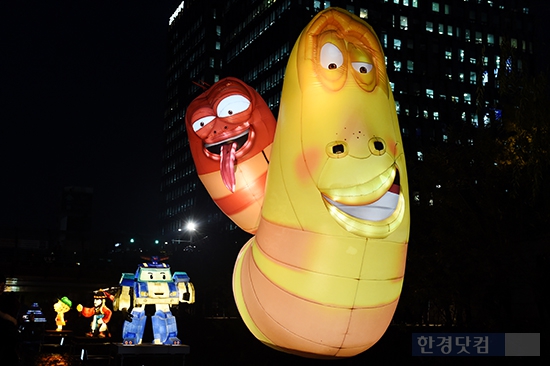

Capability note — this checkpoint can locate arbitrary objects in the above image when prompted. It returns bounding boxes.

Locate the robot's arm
[114,286,132,311]
[178,282,195,304]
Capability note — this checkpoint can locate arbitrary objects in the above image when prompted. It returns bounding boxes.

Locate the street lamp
[172,221,198,251]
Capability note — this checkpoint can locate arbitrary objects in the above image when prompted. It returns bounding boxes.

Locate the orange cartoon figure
[76,289,115,338]
[233,8,410,358]
[53,296,72,331]
[185,77,276,234]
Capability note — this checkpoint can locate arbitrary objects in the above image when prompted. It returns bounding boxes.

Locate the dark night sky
[0,1,183,235]
[1,1,549,237]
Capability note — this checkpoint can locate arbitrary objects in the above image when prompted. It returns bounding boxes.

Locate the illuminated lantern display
[232,8,410,358]
[76,289,115,338]
[53,296,72,331]
[114,256,195,345]
[185,77,277,234]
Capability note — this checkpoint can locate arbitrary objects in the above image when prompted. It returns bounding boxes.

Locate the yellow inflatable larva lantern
[233,8,410,358]
[185,77,276,234]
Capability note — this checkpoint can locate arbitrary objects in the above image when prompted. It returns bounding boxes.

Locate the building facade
[160,0,536,242]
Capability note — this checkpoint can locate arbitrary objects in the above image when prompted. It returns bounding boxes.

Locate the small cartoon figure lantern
[53,296,72,331]
[76,289,115,338]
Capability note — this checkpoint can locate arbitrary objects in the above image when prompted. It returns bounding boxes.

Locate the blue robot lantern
[114,256,195,345]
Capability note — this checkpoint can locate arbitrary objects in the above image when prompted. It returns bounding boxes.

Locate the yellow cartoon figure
[233,8,410,358]
[53,296,72,332]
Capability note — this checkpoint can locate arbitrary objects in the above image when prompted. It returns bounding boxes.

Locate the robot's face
[138,268,172,282]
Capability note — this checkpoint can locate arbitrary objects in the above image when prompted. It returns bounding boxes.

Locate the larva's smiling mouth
[203,129,250,193]
[321,167,405,238]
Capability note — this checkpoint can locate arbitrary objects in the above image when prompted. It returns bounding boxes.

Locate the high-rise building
[161,0,536,242]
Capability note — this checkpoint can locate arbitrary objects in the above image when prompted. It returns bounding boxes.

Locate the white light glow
[169,1,185,25]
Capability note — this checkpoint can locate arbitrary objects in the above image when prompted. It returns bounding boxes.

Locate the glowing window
[394,39,402,50]
[426,21,433,32]
[400,16,408,30]
[394,60,402,72]
[360,8,368,18]
[432,2,439,12]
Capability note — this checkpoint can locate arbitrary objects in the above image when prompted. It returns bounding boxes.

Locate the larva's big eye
[217,95,250,117]
[320,43,343,70]
[192,115,215,132]
[352,62,373,74]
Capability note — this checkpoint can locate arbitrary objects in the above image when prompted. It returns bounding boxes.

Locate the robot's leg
[122,307,147,345]
[151,310,180,345]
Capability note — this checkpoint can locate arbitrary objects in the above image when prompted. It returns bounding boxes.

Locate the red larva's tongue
[220,141,237,192]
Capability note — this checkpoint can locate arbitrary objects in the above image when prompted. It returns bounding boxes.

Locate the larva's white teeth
[324,190,399,222]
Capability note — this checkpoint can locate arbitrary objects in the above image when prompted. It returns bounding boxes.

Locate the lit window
[443,134,448,142]
[314,1,321,11]
[216,26,221,37]
[394,60,402,72]
[413,0,418,7]
[426,89,434,98]
[470,57,476,64]
[445,4,450,14]
[382,33,388,48]
[423,110,429,119]
[447,25,453,36]
[432,2,439,12]
[452,96,460,103]
[346,5,354,13]
[470,71,476,84]
[214,74,219,82]
[426,21,433,32]
[523,7,529,14]
[360,8,368,18]
[465,29,470,42]
[464,93,471,104]
[403,0,409,5]
[324,1,331,9]
[482,71,489,85]
[483,57,488,66]
[417,152,423,161]
[484,113,490,126]
[434,111,439,120]
[400,16,408,30]
[394,39,401,50]
[459,73,465,82]
[462,112,467,121]
[511,38,518,49]
[215,41,220,50]
[438,24,444,35]
[407,60,414,73]
[445,50,452,59]
[395,100,400,113]
[475,32,482,44]
[459,49,465,62]
[472,114,478,126]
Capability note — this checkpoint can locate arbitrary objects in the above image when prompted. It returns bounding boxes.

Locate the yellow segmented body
[233,8,410,358]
